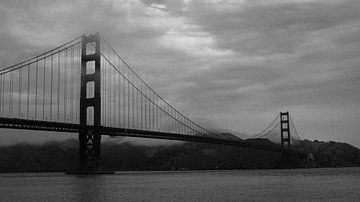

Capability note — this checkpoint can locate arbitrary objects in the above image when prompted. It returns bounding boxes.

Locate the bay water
[1,167,360,201]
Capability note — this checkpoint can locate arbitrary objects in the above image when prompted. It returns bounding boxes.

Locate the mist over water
[1,167,360,201]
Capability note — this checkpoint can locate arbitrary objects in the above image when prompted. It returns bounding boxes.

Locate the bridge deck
[0,117,284,153]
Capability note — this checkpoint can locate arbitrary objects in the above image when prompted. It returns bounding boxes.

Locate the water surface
[1,167,360,201]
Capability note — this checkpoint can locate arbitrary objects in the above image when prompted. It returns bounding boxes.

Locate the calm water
[1,167,360,201]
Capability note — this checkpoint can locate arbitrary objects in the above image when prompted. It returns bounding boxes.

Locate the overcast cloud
[0,0,359,146]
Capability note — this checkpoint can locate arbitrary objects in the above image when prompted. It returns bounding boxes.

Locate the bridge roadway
[0,117,285,153]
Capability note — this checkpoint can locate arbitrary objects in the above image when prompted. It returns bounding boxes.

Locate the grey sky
[0,0,359,146]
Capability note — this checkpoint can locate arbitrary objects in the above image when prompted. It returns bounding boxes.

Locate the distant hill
[210,129,250,140]
[218,132,244,141]
[245,138,279,147]
[295,139,360,167]
[0,138,359,172]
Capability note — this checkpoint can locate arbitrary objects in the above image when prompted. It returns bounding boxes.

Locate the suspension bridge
[0,33,302,172]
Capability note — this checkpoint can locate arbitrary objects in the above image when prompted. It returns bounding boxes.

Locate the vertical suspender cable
[123,69,125,127]
[3,76,6,117]
[109,53,112,126]
[50,54,53,121]
[116,58,119,126]
[7,73,11,117]
[42,59,46,120]
[137,80,139,128]
[108,57,110,126]
[152,93,155,131]
[115,54,117,126]
[150,93,153,130]
[104,56,107,126]
[172,109,175,134]
[0,75,2,116]
[104,57,108,125]
[181,115,184,134]
[104,56,108,124]
[127,67,130,128]
[113,58,116,126]
[102,56,105,125]
[140,83,143,129]
[126,74,128,129]
[157,96,159,131]
[175,113,177,134]
[75,45,78,122]
[70,46,74,122]
[106,58,109,126]
[26,64,30,119]
[133,74,135,128]
[57,51,60,121]
[101,48,104,125]
[131,72,134,128]
[166,105,169,133]
[159,101,162,131]
[155,98,157,130]
[64,50,67,121]
[151,93,153,131]
[106,57,109,126]
[115,62,118,126]
[104,58,107,126]
[144,86,147,129]
[118,68,121,127]
[113,54,117,125]
[76,45,80,122]
[35,61,38,119]
[113,51,116,126]
[9,71,13,117]
[107,57,110,126]
[148,90,151,130]
[115,57,118,127]
[18,68,22,117]
[149,92,152,130]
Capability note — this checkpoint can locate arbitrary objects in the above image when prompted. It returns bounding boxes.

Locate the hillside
[0,138,359,172]
[295,139,360,167]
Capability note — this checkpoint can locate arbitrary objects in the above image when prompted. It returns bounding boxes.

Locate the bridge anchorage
[0,32,303,173]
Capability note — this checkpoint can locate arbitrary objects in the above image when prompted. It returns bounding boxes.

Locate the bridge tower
[280,111,291,150]
[79,33,102,171]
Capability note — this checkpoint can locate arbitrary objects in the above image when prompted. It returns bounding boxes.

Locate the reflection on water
[1,167,360,201]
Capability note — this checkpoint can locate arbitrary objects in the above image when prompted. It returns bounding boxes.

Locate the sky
[0,0,359,146]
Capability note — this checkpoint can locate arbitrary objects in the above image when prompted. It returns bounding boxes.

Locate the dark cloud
[183,0,360,54]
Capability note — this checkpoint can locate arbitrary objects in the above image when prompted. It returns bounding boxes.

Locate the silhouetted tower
[79,33,102,171]
[280,111,291,150]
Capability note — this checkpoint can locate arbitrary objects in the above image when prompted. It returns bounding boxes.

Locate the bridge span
[0,33,302,172]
